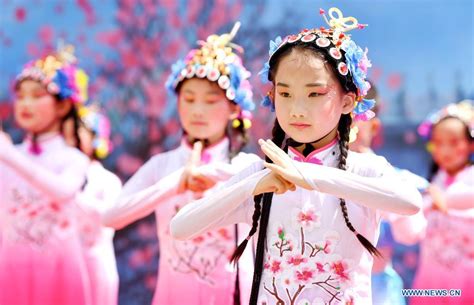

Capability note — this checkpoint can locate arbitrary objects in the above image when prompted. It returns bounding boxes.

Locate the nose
[289,99,307,118]
[16,96,34,107]
[190,101,205,118]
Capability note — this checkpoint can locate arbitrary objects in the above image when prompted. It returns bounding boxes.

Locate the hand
[428,185,447,213]
[259,139,313,190]
[0,131,14,161]
[178,141,217,194]
[253,170,295,196]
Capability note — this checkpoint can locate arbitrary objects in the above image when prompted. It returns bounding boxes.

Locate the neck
[290,126,338,155]
[445,162,469,177]
[30,121,62,138]
[28,130,61,141]
[186,133,227,148]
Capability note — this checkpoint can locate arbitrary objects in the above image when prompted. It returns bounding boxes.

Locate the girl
[0,49,92,305]
[171,8,422,305]
[412,100,473,305]
[67,104,122,305]
[103,23,258,305]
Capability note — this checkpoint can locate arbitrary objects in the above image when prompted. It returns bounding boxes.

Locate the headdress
[166,22,254,128]
[418,100,474,142]
[260,8,375,122]
[15,43,89,104]
[78,104,112,159]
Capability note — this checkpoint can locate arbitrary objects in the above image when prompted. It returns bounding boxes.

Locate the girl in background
[0,47,92,305]
[104,23,257,305]
[412,100,473,305]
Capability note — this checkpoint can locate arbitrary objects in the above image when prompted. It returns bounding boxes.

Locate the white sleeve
[299,158,422,216]
[1,147,88,202]
[198,152,262,181]
[103,155,183,229]
[77,169,123,218]
[384,211,427,245]
[170,160,266,241]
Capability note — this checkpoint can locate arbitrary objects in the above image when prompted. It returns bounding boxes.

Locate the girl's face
[273,49,354,145]
[14,80,69,134]
[431,117,472,174]
[177,78,239,144]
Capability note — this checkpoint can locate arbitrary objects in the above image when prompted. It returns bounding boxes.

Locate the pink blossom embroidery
[330,261,350,282]
[286,254,308,266]
[294,266,316,284]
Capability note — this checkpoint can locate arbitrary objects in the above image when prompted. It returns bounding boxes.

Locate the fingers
[276,173,296,192]
[189,141,203,167]
[177,174,188,194]
[179,171,217,194]
[259,140,280,163]
[259,139,291,166]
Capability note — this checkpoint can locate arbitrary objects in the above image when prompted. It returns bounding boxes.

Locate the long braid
[230,119,285,264]
[249,119,285,305]
[337,114,381,257]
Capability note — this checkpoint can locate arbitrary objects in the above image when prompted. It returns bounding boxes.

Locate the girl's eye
[308,92,321,98]
[184,98,194,103]
[278,92,290,98]
[33,92,48,98]
[206,99,219,104]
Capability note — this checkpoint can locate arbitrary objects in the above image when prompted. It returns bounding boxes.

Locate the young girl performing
[69,104,122,305]
[103,23,258,305]
[412,100,473,305]
[171,8,422,305]
[0,48,92,305]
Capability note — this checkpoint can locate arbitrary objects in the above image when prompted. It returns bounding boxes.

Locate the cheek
[177,100,190,121]
[454,141,471,157]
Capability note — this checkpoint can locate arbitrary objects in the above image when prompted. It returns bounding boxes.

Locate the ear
[56,99,73,119]
[371,117,381,136]
[341,92,356,115]
[229,103,241,120]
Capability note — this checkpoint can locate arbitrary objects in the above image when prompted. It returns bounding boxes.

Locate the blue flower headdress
[165,22,255,122]
[15,43,89,105]
[260,7,375,122]
[78,103,113,159]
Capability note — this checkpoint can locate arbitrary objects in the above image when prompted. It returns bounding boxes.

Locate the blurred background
[1,0,473,304]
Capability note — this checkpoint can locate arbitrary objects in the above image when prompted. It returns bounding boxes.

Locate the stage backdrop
[1,0,473,304]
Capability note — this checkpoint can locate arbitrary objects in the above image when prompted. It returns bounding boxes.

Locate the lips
[20,111,33,119]
[190,121,207,126]
[290,123,311,129]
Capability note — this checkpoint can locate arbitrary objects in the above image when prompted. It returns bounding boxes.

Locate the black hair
[230,40,381,304]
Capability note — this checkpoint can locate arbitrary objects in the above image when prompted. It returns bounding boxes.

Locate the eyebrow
[276,82,327,88]
[305,82,327,87]
[182,89,221,95]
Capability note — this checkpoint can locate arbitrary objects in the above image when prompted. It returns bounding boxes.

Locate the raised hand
[253,170,296,196]
[428,185,447,213]
[259,138,313,190]
[177,141,217,194]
